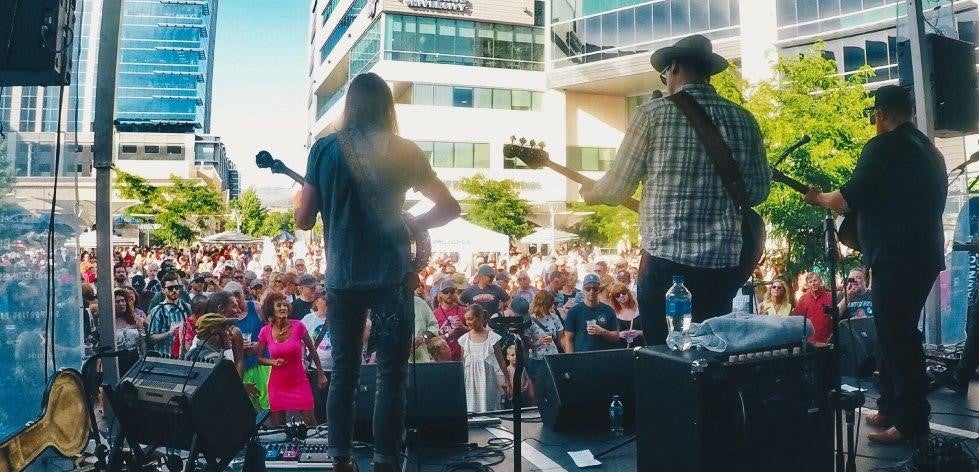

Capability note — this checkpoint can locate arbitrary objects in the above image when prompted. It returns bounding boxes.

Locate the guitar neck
[542,162,641,213]
[771,168,810,195]
[280,167,306,186]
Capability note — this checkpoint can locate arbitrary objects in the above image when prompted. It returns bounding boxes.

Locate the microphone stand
[823,211,865,472]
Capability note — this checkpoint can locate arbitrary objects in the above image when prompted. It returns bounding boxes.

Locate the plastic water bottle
[665,275,693,351]
[608,395,624,437]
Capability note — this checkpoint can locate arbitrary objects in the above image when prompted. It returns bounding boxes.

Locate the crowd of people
[81,240,878,421]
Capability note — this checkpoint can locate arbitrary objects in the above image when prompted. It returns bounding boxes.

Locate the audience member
[561,274,619,353]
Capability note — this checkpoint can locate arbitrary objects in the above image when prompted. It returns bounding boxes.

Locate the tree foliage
[714,47,875,278]
[458,174,533,239]
[227,188,296,237]
[115,170,227,246]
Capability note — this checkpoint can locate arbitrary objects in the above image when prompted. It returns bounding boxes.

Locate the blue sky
[211,0,310,190]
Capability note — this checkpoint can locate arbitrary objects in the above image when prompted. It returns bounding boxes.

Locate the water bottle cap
[672,275,684,284]
[612,394,620,400]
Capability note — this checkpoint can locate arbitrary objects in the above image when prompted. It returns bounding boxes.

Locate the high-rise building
[308,0,976,215]
[116,0,219,133]
[2,0,236,227]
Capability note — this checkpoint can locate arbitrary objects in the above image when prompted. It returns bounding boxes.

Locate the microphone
[772,135,811,168]
[948,151,979,175]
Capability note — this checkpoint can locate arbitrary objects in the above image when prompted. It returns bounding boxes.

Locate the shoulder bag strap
[336,130,409,239]
[667,91,750,213]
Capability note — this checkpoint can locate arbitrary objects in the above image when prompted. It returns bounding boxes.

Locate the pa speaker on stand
[0,0,77,86]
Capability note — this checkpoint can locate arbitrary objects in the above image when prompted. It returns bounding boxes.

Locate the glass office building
[116,0,219,132]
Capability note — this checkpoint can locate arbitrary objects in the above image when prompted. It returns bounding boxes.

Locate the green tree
[115,170,227,246]
[714,46,875,277]
[458,174,533,239]
[228,188,269,235]
[260,210,296,236]
[570,203,638,247]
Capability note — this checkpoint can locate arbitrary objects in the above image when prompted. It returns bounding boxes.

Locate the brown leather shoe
[868,426,906,445]
[373,462,400,472]
[333,458,359,472]
[865,413,892,428]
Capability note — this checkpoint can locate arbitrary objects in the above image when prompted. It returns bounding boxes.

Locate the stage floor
[324,377,979,472]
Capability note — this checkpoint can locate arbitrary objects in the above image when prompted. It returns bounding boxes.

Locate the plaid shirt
[591,83,770,268]
[147,300,191,355]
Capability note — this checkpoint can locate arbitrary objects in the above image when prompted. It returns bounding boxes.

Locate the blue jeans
[326,284,414,464]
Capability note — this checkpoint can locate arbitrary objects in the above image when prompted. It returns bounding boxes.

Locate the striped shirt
[590,83,770,268]
[147,300,190,356]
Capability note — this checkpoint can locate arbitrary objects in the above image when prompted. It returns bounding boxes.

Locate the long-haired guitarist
[580,34,770,344]
[804,85,946,445]
[294,72,460,472]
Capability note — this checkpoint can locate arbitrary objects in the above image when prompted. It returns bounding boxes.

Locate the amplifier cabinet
[635,345,834,472]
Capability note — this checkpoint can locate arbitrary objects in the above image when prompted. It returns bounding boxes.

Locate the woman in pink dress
[257,292,327,426]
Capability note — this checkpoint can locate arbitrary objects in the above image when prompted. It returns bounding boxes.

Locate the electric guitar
[0,369,91,472]
[255,150,432,272]
[770,168,860,252]
[502,137,765,279]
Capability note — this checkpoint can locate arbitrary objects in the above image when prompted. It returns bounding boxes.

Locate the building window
[319,0,367,63]
[121,145,138,154]
[42,86,61,132]
[19,86,38,132]
[402,84,542,111]
[167,145,183,155]
[415,140,491,168]
[550,0,741,68]
[0,88,12,133]
[145,145,161,154]
[567,146,616,171]
[384,14,544,71]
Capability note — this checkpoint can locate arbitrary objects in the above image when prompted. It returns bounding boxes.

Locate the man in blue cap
[560,274,619,353]
[460,264,511,316]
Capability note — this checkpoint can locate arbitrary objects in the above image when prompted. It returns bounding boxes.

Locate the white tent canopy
[66,231,138,248]
[520,227,580,244]
[406,201,510,255]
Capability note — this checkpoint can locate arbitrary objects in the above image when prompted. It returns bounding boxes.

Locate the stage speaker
[838,317,878,378]
[534,349,635,432]
[354,361,468,444]
[636,344,834,472]
[114,357,256,462]
[0,0,77,86]
[897,34,979,135]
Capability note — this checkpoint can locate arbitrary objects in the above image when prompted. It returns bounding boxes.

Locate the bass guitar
[502,137,764,279]
[0,369,90,472]
[255,150,432,272]
[770,167,860,252]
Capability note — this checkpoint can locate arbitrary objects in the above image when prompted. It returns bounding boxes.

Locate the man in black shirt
[291,274,317,320]
[460,264,510,316]
[561,274,620,352]
[805,85,946,444]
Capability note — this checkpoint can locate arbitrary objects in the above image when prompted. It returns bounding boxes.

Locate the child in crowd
[458,304,511,413]
[502,344,534,408]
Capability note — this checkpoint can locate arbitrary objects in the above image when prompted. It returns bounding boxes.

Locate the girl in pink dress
[257,292,327,426]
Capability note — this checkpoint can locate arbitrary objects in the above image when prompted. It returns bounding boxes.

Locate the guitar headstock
[502,135,550,169]
[255,150,276,170]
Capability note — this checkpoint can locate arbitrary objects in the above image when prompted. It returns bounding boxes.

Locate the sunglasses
[583,284,601,292]
[772,285,785,290]
[659,63,672,86]
[164,285,182,291]
[614,292,630,298]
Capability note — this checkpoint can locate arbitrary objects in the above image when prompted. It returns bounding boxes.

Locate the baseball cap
[477,264,494,277]
[250,279,265,289]
[192,274,207,283]
[223,281,244,294]
[223,261,236,269]
[298,274,318,287]
[244,270,257,281]
[131,274,146,291]
[873,84,913,114]
[510,297,530,316]
[583,274,601,286]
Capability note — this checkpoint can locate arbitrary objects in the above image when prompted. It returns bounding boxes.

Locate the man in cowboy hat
[581,34,770,345]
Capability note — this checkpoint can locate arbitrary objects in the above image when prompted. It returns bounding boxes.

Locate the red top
[433,304,466,361]
[793,289,833,343]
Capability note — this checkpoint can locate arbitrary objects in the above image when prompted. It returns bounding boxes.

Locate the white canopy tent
[520,227,580,244]
[66,231,138,248]
[406,201,510,271]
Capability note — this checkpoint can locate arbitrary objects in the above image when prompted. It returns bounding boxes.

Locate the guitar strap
[336,129,413,265]
[667,91,750,213]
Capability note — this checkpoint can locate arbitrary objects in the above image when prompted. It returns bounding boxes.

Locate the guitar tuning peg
[510,135,516,144]
[529,140,536,148]
[538,141,546,149]
[519,137,527,146]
